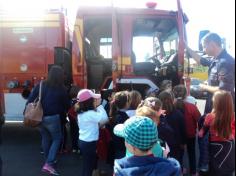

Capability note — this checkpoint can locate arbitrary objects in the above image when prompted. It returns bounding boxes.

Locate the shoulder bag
[23,81,43,127]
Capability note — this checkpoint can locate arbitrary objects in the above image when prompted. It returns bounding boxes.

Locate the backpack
[158,116,176,146]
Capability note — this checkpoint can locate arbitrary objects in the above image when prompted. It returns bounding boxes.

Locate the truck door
[72,16,86,88]
[177,0,185,83]
[111,11,133,90]
[111,10,120,90]
[72,11,113,90]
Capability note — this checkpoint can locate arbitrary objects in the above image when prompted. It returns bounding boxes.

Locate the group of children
[64,80,235,176]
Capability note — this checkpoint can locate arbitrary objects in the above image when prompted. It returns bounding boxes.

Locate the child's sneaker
[72,149,80,154]
[42,163,59,175]
[199,164,209,172]
[53,160,58,164]
[40,148,44,154]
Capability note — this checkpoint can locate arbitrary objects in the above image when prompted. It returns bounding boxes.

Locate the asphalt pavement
[0,99,209,176]
[0,122,112,176]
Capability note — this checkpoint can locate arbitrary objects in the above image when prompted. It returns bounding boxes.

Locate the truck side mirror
[54,47,71,65]
[198,30,210,51]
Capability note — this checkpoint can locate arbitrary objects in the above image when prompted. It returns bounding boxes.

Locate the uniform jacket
[200,49,235,113]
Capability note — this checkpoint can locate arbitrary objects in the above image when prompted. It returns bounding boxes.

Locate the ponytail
[109,100,118,124]
[173,84,187,113]
[109,91,129,124]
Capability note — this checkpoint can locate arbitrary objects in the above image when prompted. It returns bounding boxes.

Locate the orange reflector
[3,89,10,93]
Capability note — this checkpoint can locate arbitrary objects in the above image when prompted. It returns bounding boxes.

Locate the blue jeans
[186,137,197,174]
[0,155,2,176]
[69,118,79,150]
[198,133,209,171]
[40,114,62,165]
[79,140,97,176]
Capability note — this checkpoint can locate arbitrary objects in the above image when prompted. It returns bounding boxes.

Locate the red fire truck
[0,9,72,120]
[0,1,188,120]
[68,0,187,93]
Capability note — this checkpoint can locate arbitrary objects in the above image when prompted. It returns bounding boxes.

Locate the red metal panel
[0,11,68,91]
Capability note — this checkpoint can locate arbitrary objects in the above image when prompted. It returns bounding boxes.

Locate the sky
[0,0,235,56]
[181,0,235,56]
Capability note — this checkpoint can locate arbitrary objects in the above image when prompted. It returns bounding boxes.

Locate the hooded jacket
[114,155,180,176]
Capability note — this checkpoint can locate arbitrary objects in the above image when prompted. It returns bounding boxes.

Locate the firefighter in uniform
[186,32,235,114]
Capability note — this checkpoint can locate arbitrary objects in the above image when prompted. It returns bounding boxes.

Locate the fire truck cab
[0,1,188,121]
[70,1,187,95]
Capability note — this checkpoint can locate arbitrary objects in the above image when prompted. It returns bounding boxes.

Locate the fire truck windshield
[132,18,178,63]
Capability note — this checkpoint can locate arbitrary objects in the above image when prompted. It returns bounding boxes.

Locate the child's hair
[138,97,162,112]
[159,80,172,92]
[173,84,187,113]
[145,87,159,98]
[137,97,162,124]
[77,98,95,113]
[136,106,158,124]
[158,90,175,115]
[129,90,142,110]
[109,91,129,120]
[212,90,234,139]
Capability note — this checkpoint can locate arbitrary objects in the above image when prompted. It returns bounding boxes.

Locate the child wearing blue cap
[113,116,181,176]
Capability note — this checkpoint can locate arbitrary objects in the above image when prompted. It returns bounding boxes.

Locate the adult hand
[199,83,208,91]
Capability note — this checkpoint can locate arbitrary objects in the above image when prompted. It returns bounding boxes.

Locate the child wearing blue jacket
[113,116,181,176]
